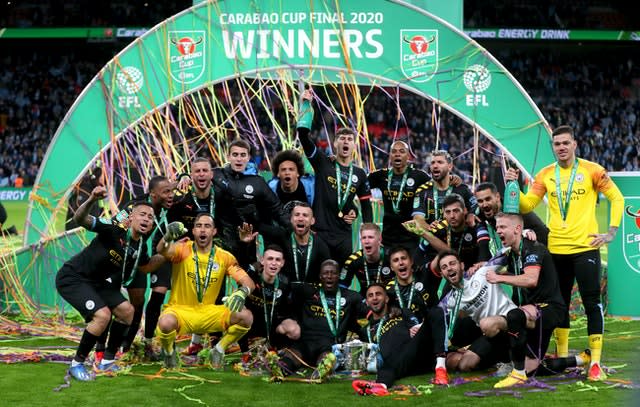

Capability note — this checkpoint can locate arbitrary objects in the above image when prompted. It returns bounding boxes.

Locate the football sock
[218,324,250,351]
[554,327,570,357]
[75,329,100,363]
[144,291,166,339]
[588,334,603,364]
[156,329,177,354]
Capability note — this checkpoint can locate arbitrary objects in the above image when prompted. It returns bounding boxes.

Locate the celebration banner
[608,172,640,317]
[26,0,554,245]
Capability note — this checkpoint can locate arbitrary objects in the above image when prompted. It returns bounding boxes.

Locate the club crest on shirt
[351,174,359,183]
[415,282,424,291]
[85,300,96,310]
[340,297,347,306]
[464,233,473,242]
[407,178,415,187]
[382,266,391,276]
[245,185,254,194]
[576,173,585,183]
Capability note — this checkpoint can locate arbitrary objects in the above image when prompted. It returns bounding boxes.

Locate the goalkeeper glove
[165,221,186,242]
[225,286,250,312]
[297,99,314,129]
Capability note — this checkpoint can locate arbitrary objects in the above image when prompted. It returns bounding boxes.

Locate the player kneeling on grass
[268,260,367,382]
[155,213,255,369]
[352,282,448,395]
[56,186,159,381]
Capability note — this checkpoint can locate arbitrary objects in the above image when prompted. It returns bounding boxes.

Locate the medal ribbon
[447,286,464,339]
[446,226,465,255]
[364,248,385,287]
[367,315,387,344]
[122,231,143,287]
[146,207,168,256]
[554,159,579,224]
[192,242,217,303]
[511,240,524,305]
[335,162,354,214]
[387,168,409,214]
[394,279,415,310]
[319,288,342,339]
[433,185,453,221]
[291,233,314,281]
[486,223,502,256]
[261,275,280,342]
[192,186,215,217]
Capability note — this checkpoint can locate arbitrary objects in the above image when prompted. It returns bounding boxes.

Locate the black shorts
[126,262,172,289]
[56,267,127,322]
[468,333,511,368]
[290,336,335,365]
[317,230,352,266]
[526,302,564,359]
[449,316,483,348]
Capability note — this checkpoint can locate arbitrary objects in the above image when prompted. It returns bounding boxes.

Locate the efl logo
[463,64,492,107]
[169,31,205,84]
[400,30,438,83]
[116,66,144,109]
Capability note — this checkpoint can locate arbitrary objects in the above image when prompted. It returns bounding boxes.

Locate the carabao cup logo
[623,205,640,274]
[400,30,438,83]
[169,31,206,84]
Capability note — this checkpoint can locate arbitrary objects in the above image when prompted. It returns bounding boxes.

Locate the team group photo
[0,1,639,406]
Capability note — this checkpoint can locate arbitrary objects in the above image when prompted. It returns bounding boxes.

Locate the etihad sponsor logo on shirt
[109,249,123,266]
[186,272,219,284]
[327,176,357,193]
[309,304,346,318]
[549,189,586,199]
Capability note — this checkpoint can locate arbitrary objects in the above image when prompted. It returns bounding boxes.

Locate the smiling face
[430,154,452,182]
[191,161,213,192]
[192,214,217,250]
[277,160,300,191]
[390,141,410,172]
[333,131,356,161]
[552,132,577,164]
[319,262,340,292]
[261,249,285,280]
[390,249,413,284]
[130,204,155,237]
[150,179,174,210]
[290,204,314,237]
[443,201,466,230]
[365,285,389,315]
[475,188,501,220]
[439,254,464,288]
[228,145,251,173]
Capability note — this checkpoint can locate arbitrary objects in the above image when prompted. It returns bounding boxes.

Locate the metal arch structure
[25,0,554,245]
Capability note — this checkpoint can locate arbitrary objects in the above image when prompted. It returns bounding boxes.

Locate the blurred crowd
[1,46,638,187]
[464,0,635,30]
[0,1,639,187]
[1,1,634,30]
